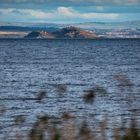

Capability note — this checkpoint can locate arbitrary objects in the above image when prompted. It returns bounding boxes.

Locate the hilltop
[0,21,140,38]
[24,31,54,39]
[24,27,97,39]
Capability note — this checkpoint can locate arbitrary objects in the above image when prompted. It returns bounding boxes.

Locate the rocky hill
[24,31,54,39]
[24,27,97,39]
[52,26,97,39]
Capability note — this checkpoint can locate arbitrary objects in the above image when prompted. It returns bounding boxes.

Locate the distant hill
[24,31,54,39]
[1,21,140,38]
[0,26,59,32]
[0,20,140,31]
[72,20,140,30]
[25,27,97,39]
[52,27,97,39]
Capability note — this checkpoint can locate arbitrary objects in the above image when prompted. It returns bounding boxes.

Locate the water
[0,39,140,139]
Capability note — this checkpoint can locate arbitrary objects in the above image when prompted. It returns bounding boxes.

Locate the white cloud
[51,7,119,20]
[0,8,53,19]
[0,7,119,22]
[81,13,119,19]
[57,7,76,16]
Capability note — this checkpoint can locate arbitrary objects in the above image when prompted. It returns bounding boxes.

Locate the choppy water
[0,39,140,139]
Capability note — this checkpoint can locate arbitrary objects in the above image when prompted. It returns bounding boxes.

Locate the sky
[0,0,140,23]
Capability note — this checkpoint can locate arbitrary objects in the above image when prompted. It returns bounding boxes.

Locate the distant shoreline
[0,38,140,40]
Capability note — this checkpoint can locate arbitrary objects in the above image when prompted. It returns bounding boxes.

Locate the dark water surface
[0,39,140,139]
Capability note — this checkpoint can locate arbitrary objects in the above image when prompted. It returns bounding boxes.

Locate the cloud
[57,7,75,16]
[0,7,119,22]
[70,0,140,5]
[0,0,139,5]
[57,7,119,19]
[95,6,105,11]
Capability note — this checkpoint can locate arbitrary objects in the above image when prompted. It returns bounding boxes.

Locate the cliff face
[25,27,97,39]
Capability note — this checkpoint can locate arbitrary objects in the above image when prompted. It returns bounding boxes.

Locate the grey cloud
[0,0,140,5]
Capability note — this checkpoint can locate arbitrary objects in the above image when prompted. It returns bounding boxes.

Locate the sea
[0,39,140,139]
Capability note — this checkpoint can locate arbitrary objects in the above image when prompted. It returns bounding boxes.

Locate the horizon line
[0,19,140,25]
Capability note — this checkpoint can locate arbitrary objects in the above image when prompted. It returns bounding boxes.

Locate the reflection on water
[0,39,140,139]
